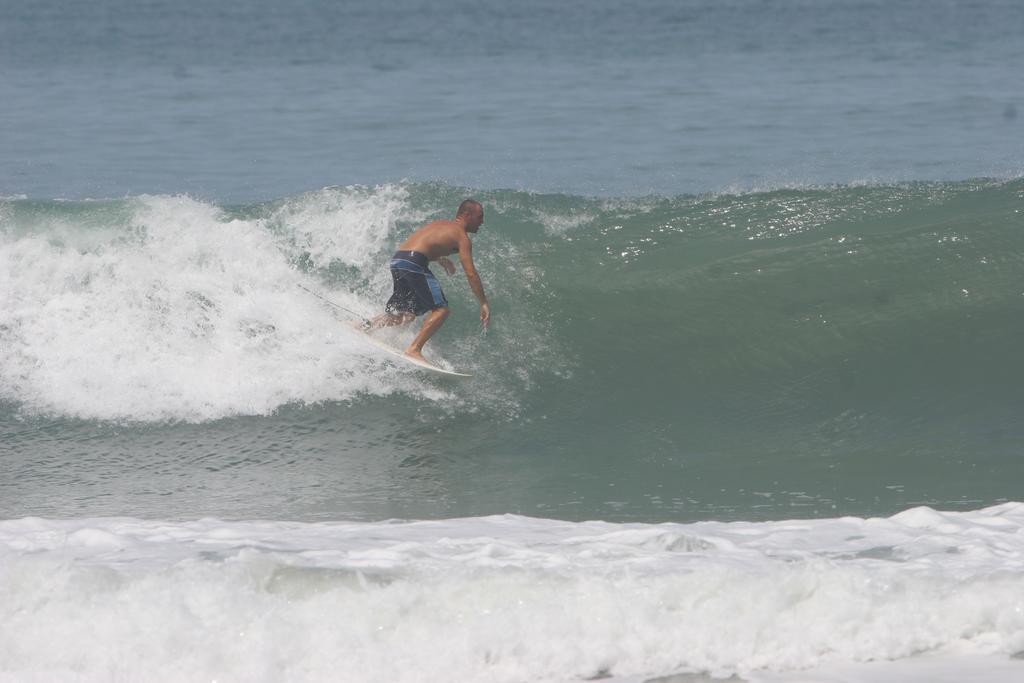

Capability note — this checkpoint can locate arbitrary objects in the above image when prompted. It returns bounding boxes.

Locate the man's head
[456,199,484,232]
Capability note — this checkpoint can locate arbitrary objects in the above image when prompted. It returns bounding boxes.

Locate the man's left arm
[437,256,457,275]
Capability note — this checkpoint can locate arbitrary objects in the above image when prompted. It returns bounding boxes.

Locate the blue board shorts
[385,250,448,316]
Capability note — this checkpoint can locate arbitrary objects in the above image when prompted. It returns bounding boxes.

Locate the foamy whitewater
[1,189,440,420]
[3,505,1024,682]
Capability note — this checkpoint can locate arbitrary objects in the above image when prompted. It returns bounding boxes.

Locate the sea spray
[0,186,556,421]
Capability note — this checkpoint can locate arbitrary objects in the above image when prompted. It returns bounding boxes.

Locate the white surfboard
[352,327,473,378]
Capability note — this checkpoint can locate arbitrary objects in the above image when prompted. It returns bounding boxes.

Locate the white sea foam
[271,184,432,271]
[0,188,460,421]
[2,505,1024,682]
[534,209,598,235]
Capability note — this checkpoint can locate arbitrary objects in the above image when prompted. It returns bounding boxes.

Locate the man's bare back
[368,200,490,363]
[398,220,466,261]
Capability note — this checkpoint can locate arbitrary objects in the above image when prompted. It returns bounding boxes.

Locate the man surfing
[367,199,490,363]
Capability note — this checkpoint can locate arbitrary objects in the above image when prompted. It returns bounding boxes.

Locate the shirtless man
[369,199,490,362]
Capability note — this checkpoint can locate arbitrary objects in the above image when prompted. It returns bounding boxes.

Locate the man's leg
[405,307,449,361]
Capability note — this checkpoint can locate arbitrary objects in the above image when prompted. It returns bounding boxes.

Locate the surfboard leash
[295,283,368,323]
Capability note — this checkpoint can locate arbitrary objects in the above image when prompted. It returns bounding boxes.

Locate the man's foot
[348,319,372,332]
[404,347,429,364]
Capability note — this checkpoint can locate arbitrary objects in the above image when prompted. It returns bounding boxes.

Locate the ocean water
[2,1,1024,681]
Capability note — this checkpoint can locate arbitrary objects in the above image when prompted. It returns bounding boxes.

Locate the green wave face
[392,179,1024,519]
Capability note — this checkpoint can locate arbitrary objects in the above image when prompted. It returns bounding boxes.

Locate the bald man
[368,199,490,363]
